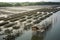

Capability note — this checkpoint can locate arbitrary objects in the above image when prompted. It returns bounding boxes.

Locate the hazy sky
[0,0,60,2]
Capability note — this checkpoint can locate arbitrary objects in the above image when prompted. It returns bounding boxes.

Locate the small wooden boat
[32,26,39,31]
[32,21,52,32]
[32,26,45,32]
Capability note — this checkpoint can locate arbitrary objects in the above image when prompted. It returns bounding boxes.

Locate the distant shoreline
[0,2,60,7]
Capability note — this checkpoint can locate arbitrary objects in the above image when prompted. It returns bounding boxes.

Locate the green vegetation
[27,20,32,23]
[4,29,12,34]
[0,2,13,7]
[4,23,16,28]
[20,19,26,22]
[33,20,41,24]
[0,2,60,7]
[0,28,2,31]
[0,21,9,26]
[13,26,20,29]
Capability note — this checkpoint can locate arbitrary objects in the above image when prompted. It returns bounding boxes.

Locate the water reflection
[31,31,45,40]
[3,31,23,40]
[16,13,53,40]
[44,11,60,40]
[31,24,52,40]
[24,24,33,31]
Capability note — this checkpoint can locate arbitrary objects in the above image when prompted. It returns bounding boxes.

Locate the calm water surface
[16,11,60,40]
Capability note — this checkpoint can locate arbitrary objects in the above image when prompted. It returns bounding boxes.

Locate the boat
[32,19,52,32]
